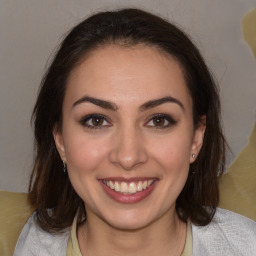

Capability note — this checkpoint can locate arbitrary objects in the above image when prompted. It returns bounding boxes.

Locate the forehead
[65,45,192,109]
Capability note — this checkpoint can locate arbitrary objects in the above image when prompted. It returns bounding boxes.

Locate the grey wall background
[1,0,256,192]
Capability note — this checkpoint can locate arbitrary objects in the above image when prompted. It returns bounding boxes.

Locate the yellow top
[66,215,81,256]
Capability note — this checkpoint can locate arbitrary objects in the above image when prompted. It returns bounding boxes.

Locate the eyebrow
[73,96,118,111]
[140,96,185,112]
[72,96,184,112]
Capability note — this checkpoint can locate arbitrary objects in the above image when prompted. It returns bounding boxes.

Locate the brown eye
[81,114,111,129]
[146,114,176,128]
[91,116,104,126]
[152,117,166,127]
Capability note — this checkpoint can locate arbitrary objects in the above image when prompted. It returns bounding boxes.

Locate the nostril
[109,147,148,170]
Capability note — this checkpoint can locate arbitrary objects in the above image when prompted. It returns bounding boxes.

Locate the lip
[99,177,158,204]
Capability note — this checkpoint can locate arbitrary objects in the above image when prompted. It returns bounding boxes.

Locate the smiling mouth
[102,179,155,195]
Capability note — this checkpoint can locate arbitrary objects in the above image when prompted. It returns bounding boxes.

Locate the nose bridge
[109,123,147,170]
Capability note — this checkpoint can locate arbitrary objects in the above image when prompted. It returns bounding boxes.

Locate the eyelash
[145,113,177,129]
[80,113,176,130]
[80,114,111,130]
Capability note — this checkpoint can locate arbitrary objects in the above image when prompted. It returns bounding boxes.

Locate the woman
[13,8,256,256]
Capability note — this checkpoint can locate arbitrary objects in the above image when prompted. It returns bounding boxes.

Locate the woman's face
[54,45,205,230]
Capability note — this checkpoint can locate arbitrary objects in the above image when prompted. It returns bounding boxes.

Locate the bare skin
[54,44,205,255]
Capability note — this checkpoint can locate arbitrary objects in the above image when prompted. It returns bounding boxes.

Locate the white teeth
[104,179,154,194]
[137,181,143,191]
[128,182,137,194]
[142,181,147,190]
[120,182,128,193]
[109,181,115,189]
[114,181,120,192]
[148,180,153,186]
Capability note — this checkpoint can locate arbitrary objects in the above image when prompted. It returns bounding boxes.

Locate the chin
[101,208,158,231]
[108,217,150,231]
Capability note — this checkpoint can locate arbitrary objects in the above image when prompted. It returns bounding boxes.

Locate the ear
[53,126,67,162]
[190,116,206,163]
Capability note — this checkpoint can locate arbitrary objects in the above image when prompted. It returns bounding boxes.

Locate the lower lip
[100,180,158,204]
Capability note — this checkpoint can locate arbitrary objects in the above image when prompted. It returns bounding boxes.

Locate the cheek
[64,133,109,174]
[149,133,192,168]
[147,132,193,196]
[63,135,110,202]
[154,140,191,197]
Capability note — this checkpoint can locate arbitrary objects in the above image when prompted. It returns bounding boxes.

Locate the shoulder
[192,208,256,255]
[13,212,70,256]
[0,191,32,256]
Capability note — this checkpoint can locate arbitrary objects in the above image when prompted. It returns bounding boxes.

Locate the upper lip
[99,177,158,182]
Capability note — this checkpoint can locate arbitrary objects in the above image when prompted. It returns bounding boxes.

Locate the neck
[78,209,187,256]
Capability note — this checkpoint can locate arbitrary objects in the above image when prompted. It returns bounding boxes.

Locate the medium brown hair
[29,8,226,233]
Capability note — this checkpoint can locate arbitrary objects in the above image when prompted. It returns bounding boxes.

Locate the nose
[109,126,148,170]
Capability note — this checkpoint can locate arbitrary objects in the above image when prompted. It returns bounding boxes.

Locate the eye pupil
[153,117,165,126]
[92,117,103,126]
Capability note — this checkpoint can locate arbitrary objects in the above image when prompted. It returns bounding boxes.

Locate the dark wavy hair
[29,8,226,233]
